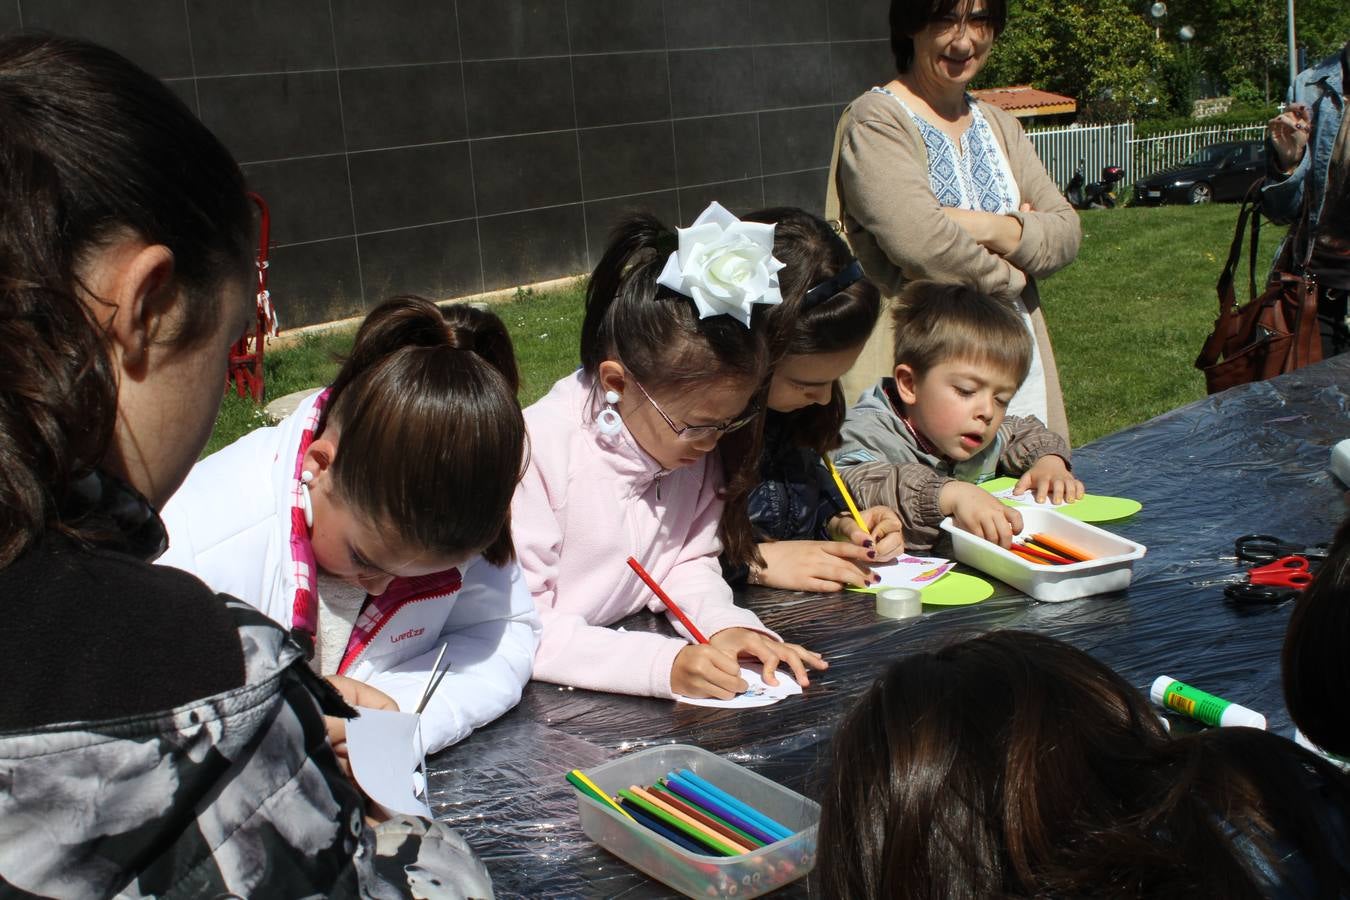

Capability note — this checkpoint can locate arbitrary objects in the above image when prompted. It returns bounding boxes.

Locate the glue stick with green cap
[1149,676,1267,729]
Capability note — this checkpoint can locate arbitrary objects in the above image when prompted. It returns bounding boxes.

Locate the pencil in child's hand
[626,556,709,644]
[823,455,871,539]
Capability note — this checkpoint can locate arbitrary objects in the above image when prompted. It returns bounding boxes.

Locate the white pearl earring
[299,469,315,528]
[597,390,623,436]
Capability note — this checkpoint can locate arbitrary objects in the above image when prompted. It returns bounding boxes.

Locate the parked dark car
[1133,140,1266,205]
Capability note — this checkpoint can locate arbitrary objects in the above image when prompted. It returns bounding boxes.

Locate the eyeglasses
[630,378,760,442]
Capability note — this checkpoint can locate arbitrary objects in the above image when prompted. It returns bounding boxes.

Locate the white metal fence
[1027,122,1134,194]
[1025,120,1266,193]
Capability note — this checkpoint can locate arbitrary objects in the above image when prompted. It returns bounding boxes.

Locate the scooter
[1064,159,1126,209]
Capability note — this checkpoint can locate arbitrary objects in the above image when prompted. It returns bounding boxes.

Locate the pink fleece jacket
[512,371,775,698]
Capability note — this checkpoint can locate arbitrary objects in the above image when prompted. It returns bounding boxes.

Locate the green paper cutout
[979,476,1142,523]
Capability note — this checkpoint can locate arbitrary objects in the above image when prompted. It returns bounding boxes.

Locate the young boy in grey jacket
[835,282,1084,552]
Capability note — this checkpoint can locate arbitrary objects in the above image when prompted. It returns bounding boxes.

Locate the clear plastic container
[575,744,819,898]
[940,507,1147,602]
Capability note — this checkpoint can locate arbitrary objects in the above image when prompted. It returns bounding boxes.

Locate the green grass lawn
[208,203,1278,455]
[1044,203,1282,445]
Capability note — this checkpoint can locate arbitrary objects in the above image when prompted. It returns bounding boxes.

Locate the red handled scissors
[1246,555,1314,589]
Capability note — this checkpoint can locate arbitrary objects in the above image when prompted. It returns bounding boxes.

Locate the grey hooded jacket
[834,378,1070,551]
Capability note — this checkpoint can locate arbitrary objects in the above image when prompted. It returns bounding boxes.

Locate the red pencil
[1012,541,1074,565]
[626,556,709,644]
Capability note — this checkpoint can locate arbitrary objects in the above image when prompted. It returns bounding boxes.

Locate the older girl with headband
[733,208,905,592]
[513,203,827,701]
[817,631,1350,897]
[0,34,490,897]
[161,296,538,756]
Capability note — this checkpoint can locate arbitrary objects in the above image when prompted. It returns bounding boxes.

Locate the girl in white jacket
[159,297,539,754]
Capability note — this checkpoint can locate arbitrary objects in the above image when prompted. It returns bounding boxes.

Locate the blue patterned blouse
[874,86,1019,214]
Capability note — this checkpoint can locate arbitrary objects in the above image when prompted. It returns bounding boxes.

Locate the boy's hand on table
[941,480,1023,548]
[753,539,879,593]
[712,627,827,690]
[826,506,905,560]
[1014,456,1084,504]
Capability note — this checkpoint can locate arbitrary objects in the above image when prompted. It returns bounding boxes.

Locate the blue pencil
[664,775,781,846]
[619,798,707,855]
[676,768,792,841]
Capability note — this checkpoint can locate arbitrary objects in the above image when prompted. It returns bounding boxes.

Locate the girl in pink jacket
[512,203,828,701]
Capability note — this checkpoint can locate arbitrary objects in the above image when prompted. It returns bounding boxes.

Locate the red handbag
[1195,186,1321,393]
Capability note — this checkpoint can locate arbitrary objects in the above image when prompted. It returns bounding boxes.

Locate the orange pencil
[1012,542,1074,565]
[630,785,754,853]
[1009,547,1051,566]
[627,556,709,644]
[1030,532,1095,562]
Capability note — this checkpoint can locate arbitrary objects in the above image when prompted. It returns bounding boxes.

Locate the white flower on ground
[656,201,785,326]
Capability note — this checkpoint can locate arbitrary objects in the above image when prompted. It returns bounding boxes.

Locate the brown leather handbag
[1195,186,1321,393]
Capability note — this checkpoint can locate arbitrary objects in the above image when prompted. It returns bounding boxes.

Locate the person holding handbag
[1265,40,1350,359]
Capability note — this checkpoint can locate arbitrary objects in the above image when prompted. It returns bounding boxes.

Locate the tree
[976,0,1169,120]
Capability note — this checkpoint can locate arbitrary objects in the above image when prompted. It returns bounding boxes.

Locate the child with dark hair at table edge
[834,281,1085,552]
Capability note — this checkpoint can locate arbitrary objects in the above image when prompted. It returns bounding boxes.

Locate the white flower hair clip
[655,201,785,326]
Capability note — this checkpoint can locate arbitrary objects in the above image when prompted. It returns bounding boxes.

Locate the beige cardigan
[827,88,1082,440]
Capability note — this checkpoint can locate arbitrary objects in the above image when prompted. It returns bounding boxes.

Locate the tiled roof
[970,85,1077,117]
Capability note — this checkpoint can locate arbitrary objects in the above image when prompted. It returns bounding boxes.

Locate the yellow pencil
[569,768,635,821]
[823,455,870,538]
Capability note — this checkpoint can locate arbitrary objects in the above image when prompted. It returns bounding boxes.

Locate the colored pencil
[823,455,870,538]
[664,775,781,846]
[1030,532,1095,562]
[676,768,793,841]
[1016,540,1076,565]
[631,785,755,853]
[1009,545,1047,566]
[651,783,766,848]
[619,787,741,856]
[619,799,707,854]
[566,769,635,822]
[626,556,709,644]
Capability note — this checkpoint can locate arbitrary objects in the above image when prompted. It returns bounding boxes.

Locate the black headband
[802,259,864,309]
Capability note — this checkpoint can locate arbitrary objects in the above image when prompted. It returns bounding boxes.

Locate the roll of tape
[876,588,921,619]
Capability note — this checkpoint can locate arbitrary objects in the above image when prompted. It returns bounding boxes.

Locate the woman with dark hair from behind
[817,631,1350,898]
[1284,515,1350,765]
[729,207,906,593]
[0,33,490,897]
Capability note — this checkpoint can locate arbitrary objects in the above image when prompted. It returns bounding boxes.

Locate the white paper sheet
[990,486,1068,507]
[344,706,432,818]
[675,666,804,709]
[868,555,955,589]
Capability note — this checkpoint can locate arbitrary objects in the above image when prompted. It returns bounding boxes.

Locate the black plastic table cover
[427,355,1350,899]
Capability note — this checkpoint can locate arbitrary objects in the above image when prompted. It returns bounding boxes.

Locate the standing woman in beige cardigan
[828,0,1081,439]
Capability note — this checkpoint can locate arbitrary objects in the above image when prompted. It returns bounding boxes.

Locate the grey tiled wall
[3,0,892,327]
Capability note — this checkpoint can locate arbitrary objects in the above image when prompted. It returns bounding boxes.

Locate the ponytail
[0,35,251,567]
[580,214,771,567]
[323,297,525,566]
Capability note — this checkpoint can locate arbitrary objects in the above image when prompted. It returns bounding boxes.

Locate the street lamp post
[1287,0,1298,91]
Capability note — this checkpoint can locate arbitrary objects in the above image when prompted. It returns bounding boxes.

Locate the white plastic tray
[939,507,1146,602]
